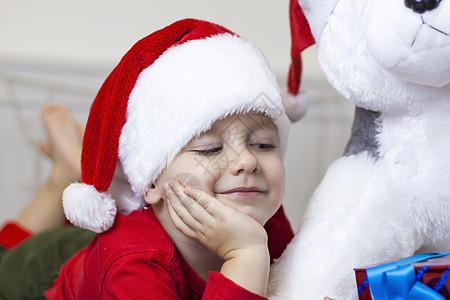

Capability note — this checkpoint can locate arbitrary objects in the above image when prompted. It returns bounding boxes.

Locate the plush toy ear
[283,0,315,123]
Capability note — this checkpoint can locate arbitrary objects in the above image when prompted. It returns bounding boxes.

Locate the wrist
[223,245,269,262]
[220,246,270,296]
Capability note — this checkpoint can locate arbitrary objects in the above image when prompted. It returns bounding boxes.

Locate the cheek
[165,160,218,194]
[266,158,285,187]
[192,150,232,178]
[184,172,217,195]
[278,165,286,193]
[266,159,286,204]
[181,158,223,188]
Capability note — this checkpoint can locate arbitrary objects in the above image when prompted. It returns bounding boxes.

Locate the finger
[183,187,221,216]
[171,181,215,224]
[170,181,196,209]
[165,183,201,230]
[166,198,196,238]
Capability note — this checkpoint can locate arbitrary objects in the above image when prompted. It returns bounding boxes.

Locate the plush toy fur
[269,0,450,299]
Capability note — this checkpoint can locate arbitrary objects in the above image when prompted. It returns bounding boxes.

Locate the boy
[1,19,295,299]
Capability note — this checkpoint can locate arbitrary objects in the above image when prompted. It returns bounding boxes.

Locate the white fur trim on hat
[119,33,290,199]
[63,183,117,233]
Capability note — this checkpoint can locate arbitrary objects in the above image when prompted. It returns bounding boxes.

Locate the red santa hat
[281,0,315,122]
[62,19,291,233]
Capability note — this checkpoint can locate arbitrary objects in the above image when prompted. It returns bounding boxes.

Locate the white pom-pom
[280,89,308,123]
[63,183,117,233]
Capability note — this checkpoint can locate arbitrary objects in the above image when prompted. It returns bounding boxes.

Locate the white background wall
[0,0,353,231]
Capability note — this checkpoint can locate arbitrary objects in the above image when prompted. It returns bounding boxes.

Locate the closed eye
[194,147,223,156]
[251,143,276,151]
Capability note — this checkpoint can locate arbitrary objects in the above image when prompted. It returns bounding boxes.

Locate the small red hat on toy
[281,0,315,122]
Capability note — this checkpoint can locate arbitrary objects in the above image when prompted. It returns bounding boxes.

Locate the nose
[230,149,260,175]
[404,0,441,13]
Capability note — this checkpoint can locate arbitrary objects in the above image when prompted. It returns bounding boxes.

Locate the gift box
[354,253,450,300]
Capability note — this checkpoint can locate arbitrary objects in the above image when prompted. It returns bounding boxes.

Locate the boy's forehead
[210,113,277,133]
[185,113,279,147]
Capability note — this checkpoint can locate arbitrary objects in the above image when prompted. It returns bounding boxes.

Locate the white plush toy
[270,0,450,299]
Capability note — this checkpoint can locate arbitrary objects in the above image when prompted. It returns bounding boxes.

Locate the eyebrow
[192,114,278,140]
[245,115,278,132]
[185,133,218,147]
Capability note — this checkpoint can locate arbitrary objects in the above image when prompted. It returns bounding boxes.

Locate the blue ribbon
[366,252,450,300]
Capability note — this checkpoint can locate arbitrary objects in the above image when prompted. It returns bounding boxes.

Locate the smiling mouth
[217,187,267,198]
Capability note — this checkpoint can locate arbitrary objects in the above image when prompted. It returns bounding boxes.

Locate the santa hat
[62,19,291,233]
[282,0,315,122]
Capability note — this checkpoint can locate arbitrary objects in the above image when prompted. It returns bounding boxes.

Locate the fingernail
[168,181,174,189]
[184,188,191,196]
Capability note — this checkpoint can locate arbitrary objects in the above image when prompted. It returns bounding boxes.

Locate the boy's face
[146,112,285,226]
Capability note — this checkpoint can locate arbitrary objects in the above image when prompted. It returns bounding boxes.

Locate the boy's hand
[164,180,270,296]
[164,180,268,261]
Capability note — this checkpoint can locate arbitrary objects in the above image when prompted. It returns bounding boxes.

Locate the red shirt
[44,207,293,299]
